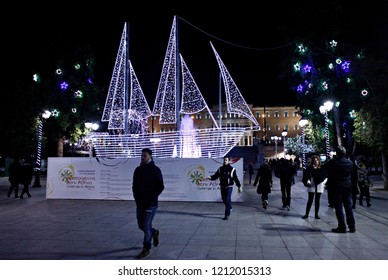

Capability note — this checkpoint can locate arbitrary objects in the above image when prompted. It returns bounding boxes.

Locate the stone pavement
[1,170,388,260]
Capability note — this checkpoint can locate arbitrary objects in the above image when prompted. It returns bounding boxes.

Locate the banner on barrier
[46,157,244,202]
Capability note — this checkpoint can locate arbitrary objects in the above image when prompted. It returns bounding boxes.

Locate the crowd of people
[5,146,375,259]
[250,145,374,234]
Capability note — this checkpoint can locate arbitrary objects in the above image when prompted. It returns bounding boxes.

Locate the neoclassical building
[148,104,302,148]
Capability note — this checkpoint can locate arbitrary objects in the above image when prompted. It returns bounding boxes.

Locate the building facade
[147,104,302,149]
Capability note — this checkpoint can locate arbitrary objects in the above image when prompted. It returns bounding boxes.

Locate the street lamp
[319,100,334,160]
[271,136,280,158]
[33,110,51,188]
[298,116,308,169]
[281,129,288,157]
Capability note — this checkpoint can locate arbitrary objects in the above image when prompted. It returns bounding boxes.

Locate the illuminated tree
[32,44,104,157]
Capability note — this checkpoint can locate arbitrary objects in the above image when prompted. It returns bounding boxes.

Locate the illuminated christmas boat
[92,17,260,158]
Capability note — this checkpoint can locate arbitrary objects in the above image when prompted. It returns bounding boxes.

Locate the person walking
[7,157,22,198]
[301,155,327,219]
[248,161,254,185]
[208,156,241,220]
[358,157,372,207]
[274,158,294,211]
[20,158,34,199]
[323,146,357,233]
[132,148,165,259]
[253,161,273,209]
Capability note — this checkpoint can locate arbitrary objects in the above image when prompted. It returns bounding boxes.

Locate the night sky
[4,2,387,108]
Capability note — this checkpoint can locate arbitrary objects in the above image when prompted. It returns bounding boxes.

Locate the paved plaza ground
[1,170,388,260]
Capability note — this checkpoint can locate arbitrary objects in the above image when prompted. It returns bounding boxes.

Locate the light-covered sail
[210,42,259,126]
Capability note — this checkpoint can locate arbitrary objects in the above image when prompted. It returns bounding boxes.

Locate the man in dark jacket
[208,157,241,220]
[275,158,295,211]
[132,148,164,258]
[324,146,356,233]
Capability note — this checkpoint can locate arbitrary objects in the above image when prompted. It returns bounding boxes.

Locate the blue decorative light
[60,82,69,90]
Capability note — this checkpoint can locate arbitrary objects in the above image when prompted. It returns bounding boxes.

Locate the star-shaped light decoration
[329,40,337,48]
[60,82,69,90]
[74,90,83,98]
[293,62,301,72]
[297,44,306,54]
[303,64,312,73]
[341,61,350,73]
[297,84,304,92]
[51,109,60,117]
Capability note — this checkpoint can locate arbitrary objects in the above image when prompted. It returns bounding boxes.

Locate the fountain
[180,114,200,158]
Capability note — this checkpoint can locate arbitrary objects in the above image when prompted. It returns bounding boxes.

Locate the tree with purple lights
[32,45,104,157]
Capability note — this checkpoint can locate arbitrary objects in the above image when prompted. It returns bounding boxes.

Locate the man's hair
[335,146,346,157]
[141,148,153,156]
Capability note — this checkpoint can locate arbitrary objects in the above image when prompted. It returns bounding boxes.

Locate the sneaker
[349,228,356,233]
[153,230,160,247]
[332,227,347,233]
[286,206,290,211]
[136,248,150,259]
[301,215,308,219]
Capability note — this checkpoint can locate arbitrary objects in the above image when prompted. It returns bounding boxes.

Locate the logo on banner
[186,165,206,186]
[58,164,75,183]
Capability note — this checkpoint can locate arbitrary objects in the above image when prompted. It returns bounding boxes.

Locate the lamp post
[33,110,51,188]
[271,136,280,158]
[319,100,334,160]
[281,129,288,158]
[298,116,308,169]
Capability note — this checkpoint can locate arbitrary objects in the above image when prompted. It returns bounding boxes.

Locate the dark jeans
[20,183,31,198]
[333,190,355,230]
[280,183,291,207]
[359,187,371,205]
[261,192,269,202]
[221,187,233,216]
[136,206,157,250]
[304,192,321,216]
[7,183,19,198]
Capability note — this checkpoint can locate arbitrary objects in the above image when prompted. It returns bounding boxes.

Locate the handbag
[256,184,262,194]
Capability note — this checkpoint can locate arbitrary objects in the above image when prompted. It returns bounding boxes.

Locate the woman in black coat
[253,162,273,209]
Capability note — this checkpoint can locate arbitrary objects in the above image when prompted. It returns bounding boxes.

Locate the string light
[210,42,259,126]
[153,16,177,124]
[95,18,259,158]
[101,22,127,130]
